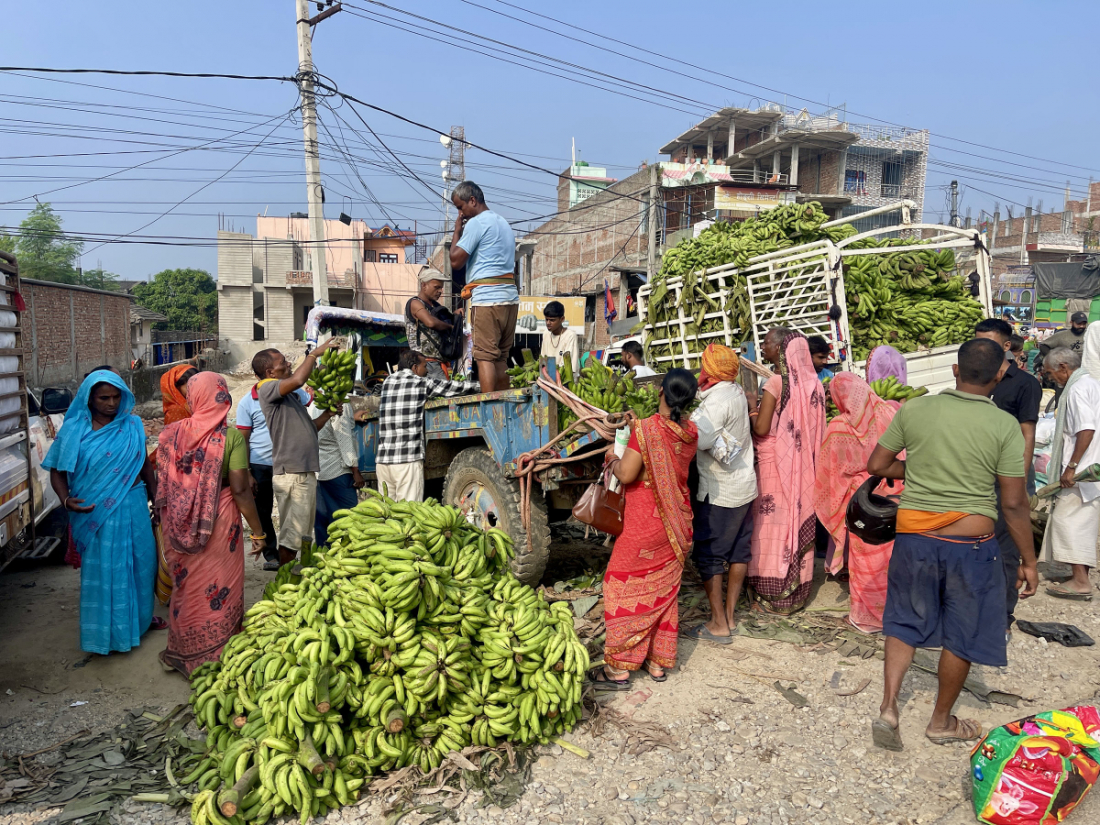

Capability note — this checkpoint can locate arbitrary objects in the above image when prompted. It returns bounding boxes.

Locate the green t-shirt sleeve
[877,406,907,454]
[996,420,1026,478]
[223,427,250,477]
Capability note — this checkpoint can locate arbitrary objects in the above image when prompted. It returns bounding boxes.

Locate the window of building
[365,250,377,263]
[379,253,399,264]
[881,162,904,198]
[844,170,866,195]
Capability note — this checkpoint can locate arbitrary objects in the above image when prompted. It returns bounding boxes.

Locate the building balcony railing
[879,184,918,199]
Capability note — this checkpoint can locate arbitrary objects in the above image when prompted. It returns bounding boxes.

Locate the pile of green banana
[869,375,929,402]
[640,202,984,365]
[307,346,357,411]
[558,354,659,428]
[180,490,588,825]
[640,203,855,365]
[821,377,839,422]
[262,545,316,602]
[505,349,540,386]
[843,240,982,359]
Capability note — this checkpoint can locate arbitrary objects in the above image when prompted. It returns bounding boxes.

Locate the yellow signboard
[714,186,796,213]
[516,296,587,333]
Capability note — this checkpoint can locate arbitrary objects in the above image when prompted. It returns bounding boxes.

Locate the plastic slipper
[1045,583,1093,601]
[262,561,281,572]
[871,718,903,752]
[645,665,668,683]
[1015,620,1095,647]
[587,666,630,691]
[681,624,734,645]
[150,616,168,630]
[926,716,981,745]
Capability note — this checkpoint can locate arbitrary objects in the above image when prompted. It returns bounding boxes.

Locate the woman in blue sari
[44,370,158,655]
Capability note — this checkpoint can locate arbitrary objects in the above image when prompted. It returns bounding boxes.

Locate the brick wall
[21,280,133,390]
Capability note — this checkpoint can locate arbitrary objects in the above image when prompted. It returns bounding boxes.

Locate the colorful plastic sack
[971,705,1100,824]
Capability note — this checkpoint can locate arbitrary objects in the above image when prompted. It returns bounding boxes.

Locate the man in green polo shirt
[866,338,1037,752]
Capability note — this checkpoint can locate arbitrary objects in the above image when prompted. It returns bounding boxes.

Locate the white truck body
[638,201,993,391]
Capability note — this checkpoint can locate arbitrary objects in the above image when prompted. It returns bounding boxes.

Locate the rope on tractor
[511,369,634,554]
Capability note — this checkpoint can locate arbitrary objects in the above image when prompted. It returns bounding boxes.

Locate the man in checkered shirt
[374,350,474,501]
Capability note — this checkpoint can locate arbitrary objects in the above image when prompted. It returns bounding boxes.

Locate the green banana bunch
[307,346,357,411]
[822,377,839,422]
[182,489,584,825]
[506,349,540,386]
[869,375,930,402]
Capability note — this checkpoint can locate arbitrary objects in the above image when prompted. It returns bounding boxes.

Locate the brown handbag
[572,463,625,536]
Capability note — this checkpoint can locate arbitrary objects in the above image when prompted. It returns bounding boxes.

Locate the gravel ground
[3,466,1099,825]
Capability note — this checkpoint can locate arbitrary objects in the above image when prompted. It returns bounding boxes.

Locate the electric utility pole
[296,1,343,307]
[949,180,960,228]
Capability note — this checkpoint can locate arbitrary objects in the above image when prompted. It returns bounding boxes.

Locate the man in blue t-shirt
[449,180,518,392]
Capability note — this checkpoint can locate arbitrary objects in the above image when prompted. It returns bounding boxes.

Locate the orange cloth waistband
[459,273,515,301]
[896,510,969,534]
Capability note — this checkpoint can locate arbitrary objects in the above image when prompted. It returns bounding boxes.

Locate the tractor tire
[442,447,550,585]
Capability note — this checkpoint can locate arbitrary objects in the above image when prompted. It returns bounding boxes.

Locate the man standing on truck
[540,301,581,370]
[974,318,1042,636]
[376,350,474,502]
[237,378,311,571]
[406,267,461,381]
[866,339,1037,752]
[450,181,518,393]
[254,340,342,565]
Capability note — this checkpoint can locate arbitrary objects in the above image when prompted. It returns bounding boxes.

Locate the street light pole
[295,0,334,307]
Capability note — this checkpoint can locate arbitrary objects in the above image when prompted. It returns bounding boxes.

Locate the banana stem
[131,793,171,803]
[315,670,331,714]
[298,734,326,776]
[219,765,259,816]
[385,707,408,734]
[553,737,590,759]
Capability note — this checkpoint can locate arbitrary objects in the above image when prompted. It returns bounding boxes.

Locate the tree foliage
[132,268,217,332]
[11,203,84,283]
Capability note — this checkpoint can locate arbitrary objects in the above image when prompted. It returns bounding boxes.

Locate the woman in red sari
[594,369,699,687]
[156,372,266,675]
[814,372,901,633]
[160,364,197,425]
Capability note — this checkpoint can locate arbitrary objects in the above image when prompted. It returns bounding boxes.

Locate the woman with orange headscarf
[155,372,266,675]
[682,344,758,644]
[160,364,197,425]
[814,372,901,632]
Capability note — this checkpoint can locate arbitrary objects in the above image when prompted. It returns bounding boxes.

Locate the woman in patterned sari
[156,372,266,675]
[746,329,826,614]
[814,373,901,633]
[593,369,698,688]
[44,370,158,654]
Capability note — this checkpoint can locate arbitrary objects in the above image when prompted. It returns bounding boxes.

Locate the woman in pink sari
[156,373,266,675]
[747,329,826,614]
[593,370,698,688]
[814,373,901,633]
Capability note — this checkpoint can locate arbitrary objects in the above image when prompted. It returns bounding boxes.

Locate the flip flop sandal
[587,666,630,691]
[871,718,904,752]
[927,716,982,745]
[150,616,168,630]
[1045,584,1093,601]
[646,669,668,683]
[681,624,734,645]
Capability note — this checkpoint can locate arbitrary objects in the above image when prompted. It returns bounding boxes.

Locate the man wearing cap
[406,267,461,381]
[450,180,518,392]
[1040,311,1089,357]
[540,301,581,370]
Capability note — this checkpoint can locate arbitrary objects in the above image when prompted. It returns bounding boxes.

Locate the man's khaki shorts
[376,462,425,503]
[272,472,318,553]
[471,304,519,363]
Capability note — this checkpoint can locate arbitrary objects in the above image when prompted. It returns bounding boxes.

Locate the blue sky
[2,0,1097,280]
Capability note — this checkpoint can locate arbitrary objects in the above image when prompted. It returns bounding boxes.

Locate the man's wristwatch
[1068,461,1079,469]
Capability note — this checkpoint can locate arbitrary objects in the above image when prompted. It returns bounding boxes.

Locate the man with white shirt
[1041,343,1100,600]
[682,344,757,643]
[310,400,364,546]
[540,301,581,370]
[621,340,656,378]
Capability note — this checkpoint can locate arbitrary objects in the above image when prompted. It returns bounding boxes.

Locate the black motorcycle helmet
[845,476,898,545]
